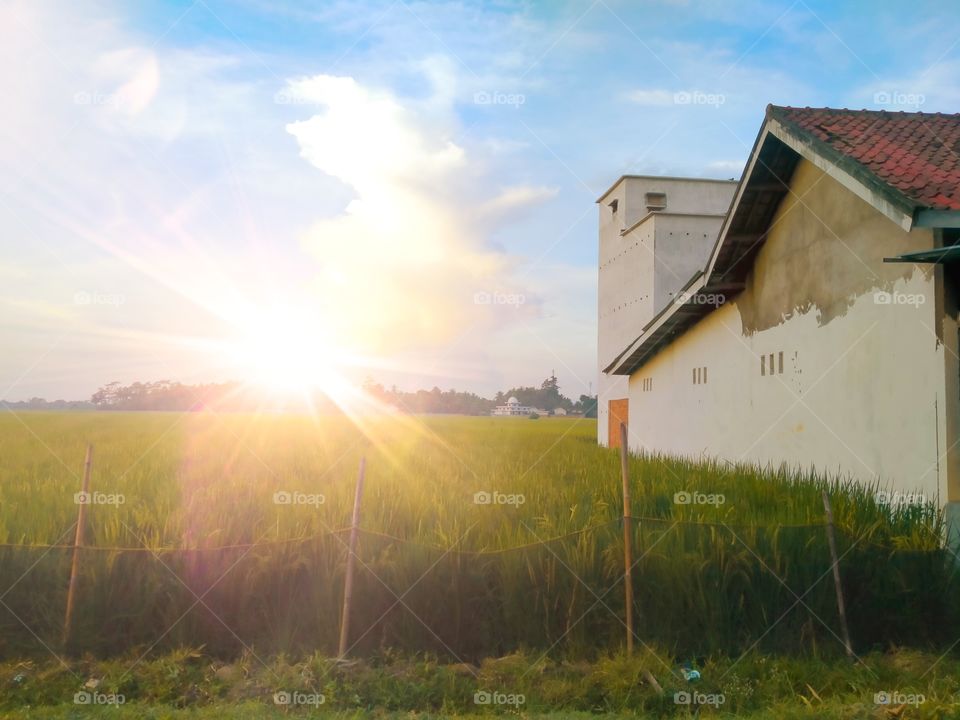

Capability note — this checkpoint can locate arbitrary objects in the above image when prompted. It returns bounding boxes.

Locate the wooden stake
[642,669,663,694]
[337,455,366,659]
[822,491,854,659]
[63,444,93,648]
[619,422,634,656]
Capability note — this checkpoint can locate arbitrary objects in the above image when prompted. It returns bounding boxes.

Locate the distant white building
[553,407,567,416]
[492,397,533,416]
[492,397,552,416]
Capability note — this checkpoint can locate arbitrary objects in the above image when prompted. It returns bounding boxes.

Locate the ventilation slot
[761,351,786,376]
[645,192,667,211]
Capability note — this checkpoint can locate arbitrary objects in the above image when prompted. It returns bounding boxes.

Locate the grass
[2,647,960,718]
[0,412,940,548]
[0,412,955,660]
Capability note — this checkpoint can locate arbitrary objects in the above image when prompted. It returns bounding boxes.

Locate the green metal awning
[883,246,960,264]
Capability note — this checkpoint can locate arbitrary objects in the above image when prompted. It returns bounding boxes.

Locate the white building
[553,407,567,416]
[493,397,535,416]
[598,105,960,532]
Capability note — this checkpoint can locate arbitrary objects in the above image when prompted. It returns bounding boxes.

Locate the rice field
[0,411,954,660]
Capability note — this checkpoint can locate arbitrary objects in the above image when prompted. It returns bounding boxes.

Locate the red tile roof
[769,105,960,211]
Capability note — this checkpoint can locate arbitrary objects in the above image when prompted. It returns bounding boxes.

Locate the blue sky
[2,0,959,401]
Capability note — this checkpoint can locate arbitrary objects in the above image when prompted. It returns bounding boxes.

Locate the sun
[226,307,351,397]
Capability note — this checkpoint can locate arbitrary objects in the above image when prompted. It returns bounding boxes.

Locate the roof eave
[604,272,707,375]
[702,122,772,281]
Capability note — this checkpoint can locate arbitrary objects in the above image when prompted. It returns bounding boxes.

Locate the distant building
[553,407,567,416]
[493,396,533,416]
[491,396,552,416]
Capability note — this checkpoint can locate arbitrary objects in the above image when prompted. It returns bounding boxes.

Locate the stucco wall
[622,177,735,219]
[625,159,946,502]
[653,214,727,311]
[599,216,655,372]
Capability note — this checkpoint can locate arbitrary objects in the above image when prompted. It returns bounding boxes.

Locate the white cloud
[287,75,464,192]
[477,185,559,223]
[285,74,548,355]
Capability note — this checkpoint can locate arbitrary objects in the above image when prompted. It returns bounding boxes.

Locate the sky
[2,0,960,402]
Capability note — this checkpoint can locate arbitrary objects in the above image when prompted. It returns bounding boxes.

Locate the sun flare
[226,308,351,397]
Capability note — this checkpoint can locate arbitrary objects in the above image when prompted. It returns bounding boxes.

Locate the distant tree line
[85,380,342,413]
[7,375,598,417]
[362,381,495,415]
[90,380,244,411]
[367,373,598,417]
[1,398,94,411]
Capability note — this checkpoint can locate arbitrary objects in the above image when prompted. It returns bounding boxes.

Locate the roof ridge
[768,104,960,119]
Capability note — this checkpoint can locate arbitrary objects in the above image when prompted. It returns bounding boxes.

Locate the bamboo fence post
[619,422,634,656]
[63,444,93,648]
[618,425,659,692]
[822,491,854,659]
[337,455,366,659]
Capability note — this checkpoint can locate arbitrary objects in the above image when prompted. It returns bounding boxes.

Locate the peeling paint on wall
[735,160,935,336]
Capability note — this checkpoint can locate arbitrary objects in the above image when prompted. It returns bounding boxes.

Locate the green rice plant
[0,412,954,661]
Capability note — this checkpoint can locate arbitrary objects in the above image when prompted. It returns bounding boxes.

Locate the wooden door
[608,398,629,449]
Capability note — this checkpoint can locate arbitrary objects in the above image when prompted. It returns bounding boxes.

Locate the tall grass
[0,412,953,660]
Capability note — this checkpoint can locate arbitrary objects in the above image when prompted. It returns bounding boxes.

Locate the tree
[576,394,598,418]
[500,373,573,412]
[91,381,122,408]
